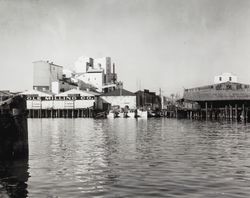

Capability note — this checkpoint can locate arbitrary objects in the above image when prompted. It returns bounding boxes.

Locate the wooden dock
[27,108,94,118]
[176,81,250,122]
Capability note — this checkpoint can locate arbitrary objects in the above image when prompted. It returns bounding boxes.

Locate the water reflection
[0,159,29,198]
[1,118,250,197]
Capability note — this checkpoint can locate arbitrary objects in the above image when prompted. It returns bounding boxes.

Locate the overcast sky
[1,0,250,96]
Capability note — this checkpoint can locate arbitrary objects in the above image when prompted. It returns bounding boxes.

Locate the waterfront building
[214,72,237,84]
[74,57,94,74]
[76,68,104,92]
[63,69,74,78]
[98,88,136,109]
[33,60,79,94]
[21,89,54,109]
[181,80,250,121]
[21,88,99,118]
[74,56,117,93]
[33,60,63,92]
[54,88,99,109]
[94,57,115,84]
[21,88,99,110]
[135,89,161,110]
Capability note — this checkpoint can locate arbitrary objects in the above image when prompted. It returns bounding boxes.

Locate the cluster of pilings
[176,104,250,122]
[0,95,28,159]
[150,109,177,118]
[27,108,94,118]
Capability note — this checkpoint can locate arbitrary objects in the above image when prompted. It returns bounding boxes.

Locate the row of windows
[186,84,250,92]
[219,77,232,81]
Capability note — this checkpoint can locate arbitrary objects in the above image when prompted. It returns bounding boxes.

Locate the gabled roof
[0,90,12,96]
[101,88,135,96]
[56,88,100,97]
[183,81,250,101]
[20,89,53,97]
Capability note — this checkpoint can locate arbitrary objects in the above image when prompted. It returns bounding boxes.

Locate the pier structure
[21,88,99,118]
[0,93,28,159]
[177,81,250,122]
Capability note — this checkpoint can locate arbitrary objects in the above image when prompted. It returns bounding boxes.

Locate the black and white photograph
[1,0,250,197]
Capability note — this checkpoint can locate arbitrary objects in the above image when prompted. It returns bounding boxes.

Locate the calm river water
[1,118,250,197]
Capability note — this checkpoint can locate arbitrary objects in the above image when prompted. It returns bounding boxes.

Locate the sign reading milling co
[27,96,95,101]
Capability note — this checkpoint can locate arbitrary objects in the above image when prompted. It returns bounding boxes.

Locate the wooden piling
[230,105,232,121]
[242,104,245,122]
[235,104,237,121]
[0,95,28,159]
[246,107,248,122]
[205,102,208,120]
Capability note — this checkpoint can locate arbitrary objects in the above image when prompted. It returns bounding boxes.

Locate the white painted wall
[33,61,63,91]
[27,100,41,109]
[77,72,103,92]
[63,69,73,78]
[101,96,136,109]
[24,89,97,109]
[75,100,95,108]
[52,81,59,94]
[41,101,54,109]
[214,73,237,84]
[94,57,112,83]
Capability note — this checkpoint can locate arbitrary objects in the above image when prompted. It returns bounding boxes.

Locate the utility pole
[159,88,163,110]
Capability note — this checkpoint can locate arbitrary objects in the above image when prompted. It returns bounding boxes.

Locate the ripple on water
[1,118,250,197]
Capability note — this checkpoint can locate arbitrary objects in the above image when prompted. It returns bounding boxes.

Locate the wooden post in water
[225,105,228,120]
[210,103,213,120]
[235,104,237,121]
[242,104,245,122]
[205,102,208,120]
[246,107,248,122]
[230,105,232,121]
[0,95,28,159]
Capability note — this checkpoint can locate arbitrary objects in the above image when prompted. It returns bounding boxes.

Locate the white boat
[107,111,115,119]
[125,111,135,118]
[107,109,147,119]
[107,111,121,119]
[136,109,148,119]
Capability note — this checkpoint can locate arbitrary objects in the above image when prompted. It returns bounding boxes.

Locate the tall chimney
[113,63,115,74]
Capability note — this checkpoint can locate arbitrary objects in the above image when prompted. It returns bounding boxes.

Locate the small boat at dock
[107,108,147,119]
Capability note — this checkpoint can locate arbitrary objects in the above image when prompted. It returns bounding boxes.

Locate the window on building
[219,77,222,81]
[229,77,232,81]
[237,84,242,89]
